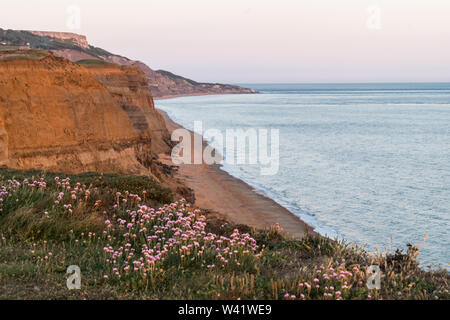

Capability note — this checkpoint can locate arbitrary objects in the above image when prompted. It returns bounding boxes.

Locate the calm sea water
[156,83,450,268]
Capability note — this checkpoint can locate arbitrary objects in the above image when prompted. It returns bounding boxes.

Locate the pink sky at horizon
[2,0,450,83]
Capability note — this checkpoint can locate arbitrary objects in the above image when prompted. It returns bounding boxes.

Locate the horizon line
[232,81,450,85]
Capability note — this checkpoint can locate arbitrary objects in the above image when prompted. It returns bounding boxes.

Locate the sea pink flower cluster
[284,293,296,300]
[0,176,264,286]
[23,178,47,188]
[54,177,92,205]
[100,199,263,281]
[289,264,367,300]
[0,179,45,211]
[0,175,145,218]
[0,176,91,210]
[1,178,42,196]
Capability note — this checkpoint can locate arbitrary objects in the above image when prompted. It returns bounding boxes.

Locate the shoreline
[154,91,257,101]
[157,109,316,239]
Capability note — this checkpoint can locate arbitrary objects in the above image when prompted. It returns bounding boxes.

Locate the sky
[2,0,450,83]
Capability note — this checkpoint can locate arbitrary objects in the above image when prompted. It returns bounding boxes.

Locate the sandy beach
[157,109,316,239]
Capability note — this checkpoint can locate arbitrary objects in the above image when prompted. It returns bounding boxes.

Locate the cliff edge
[0,53,171,176]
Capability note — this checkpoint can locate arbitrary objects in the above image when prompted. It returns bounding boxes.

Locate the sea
[156,83,450,268]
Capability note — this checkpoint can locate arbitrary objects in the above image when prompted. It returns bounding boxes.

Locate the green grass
[0,169,172,203]
[0,169,448,300]
[0,28,114,59]
[0,46,21,50]
[0,49,49,61]
[75,59,109,66]
[0,169,172,240]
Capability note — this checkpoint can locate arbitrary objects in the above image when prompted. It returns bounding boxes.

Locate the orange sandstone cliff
[0,54,172,177]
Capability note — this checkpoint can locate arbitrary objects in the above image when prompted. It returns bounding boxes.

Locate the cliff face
[0,54,171,175]
[85,63,170,153]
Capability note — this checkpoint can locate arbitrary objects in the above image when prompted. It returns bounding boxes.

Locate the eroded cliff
[0,53,171,176]
[0,28,256,99]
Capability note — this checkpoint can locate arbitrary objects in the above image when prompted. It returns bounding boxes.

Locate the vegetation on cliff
[0,169,448,300]
[75,59,110,66]
[0,28,113,59]
[0,49,49,61]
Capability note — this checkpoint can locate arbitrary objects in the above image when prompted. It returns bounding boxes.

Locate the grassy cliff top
[0,169,448,300]
[0,28,112,59]
[75,59,111,66]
